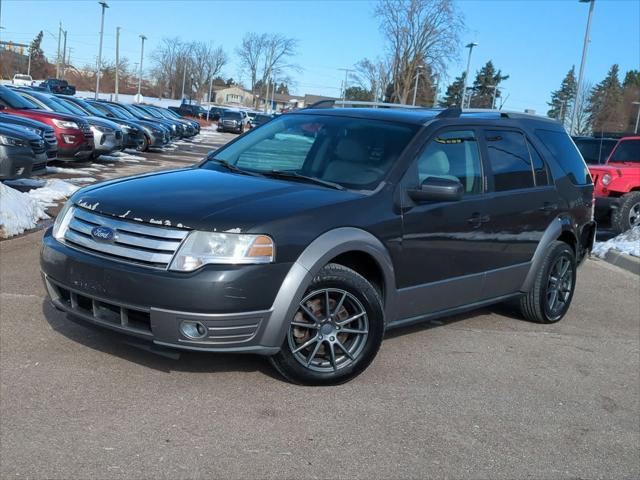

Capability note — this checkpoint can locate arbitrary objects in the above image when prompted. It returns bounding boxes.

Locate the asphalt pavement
[0,129,639,479]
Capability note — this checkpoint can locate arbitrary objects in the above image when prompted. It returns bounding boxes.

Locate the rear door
[479,128,558,297]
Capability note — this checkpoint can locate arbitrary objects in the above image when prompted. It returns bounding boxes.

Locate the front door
[395,128,493,320]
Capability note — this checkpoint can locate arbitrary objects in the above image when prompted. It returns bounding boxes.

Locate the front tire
[269,263,384,386]
[611,192,640,233]
[519,241,576,323]
[137,135,149,152]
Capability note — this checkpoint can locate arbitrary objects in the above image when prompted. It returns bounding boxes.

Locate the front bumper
[40,229,292,354]
[594,196,620,219]
[31,152,49,175]
[93,129,123,154]
[57,142,94,161]
[0,145,34,179]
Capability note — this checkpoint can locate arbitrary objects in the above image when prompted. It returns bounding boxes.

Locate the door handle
[467,213,490,227]
[539,202,558,212]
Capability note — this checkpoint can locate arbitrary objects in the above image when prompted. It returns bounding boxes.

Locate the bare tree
[375,0,464,104]
[573,81,593,135]
[352,58,390,102]
[236,32,299,107]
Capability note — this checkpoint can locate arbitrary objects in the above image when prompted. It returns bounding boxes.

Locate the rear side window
[527,140,550,186]
[609,139,640,163]
[536,129,590,184]
[484,130,534,191]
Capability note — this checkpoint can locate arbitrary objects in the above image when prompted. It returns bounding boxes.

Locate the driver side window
[417,130,483,195]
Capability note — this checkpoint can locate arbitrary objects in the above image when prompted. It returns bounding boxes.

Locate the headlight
[601,173,612,186]
[52,202,75,241]
[121,125,133,132]
[169,231,274,271]
[52,119,79,129]
[21,126,43,136]
[93,125,112,133]
[0,135,28,147]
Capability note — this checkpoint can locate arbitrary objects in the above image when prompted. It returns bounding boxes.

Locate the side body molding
[260,228,397,349]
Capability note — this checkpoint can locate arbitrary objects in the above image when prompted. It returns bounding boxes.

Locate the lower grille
[63,207,189,269]
[46,278,152,335]
[115,130,123,140]
[29,139,46,154]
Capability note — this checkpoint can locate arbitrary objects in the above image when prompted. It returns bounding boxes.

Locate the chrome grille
[43,129,56,145]
[63,208,189,269]
[29,139,46,154]
[80,122,93,138]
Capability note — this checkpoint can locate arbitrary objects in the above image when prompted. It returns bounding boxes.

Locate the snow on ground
[0,183,49,238]
[26,179,80,208]
[98,152,143,163]
[3,178,46,188]
[593,226,640,258]
[65,177,97,184]
[47,165,98,175]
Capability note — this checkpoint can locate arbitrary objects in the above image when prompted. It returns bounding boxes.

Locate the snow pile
[0,183,49,238]
[593,226,640,258]
[98,152,144,163]
[26,179,80,208]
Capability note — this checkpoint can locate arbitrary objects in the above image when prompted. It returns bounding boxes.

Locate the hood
[73,168,361,232]
[8,107,80,122]
[589,164,637,174]
[0,123,42,141]
[86,116,122,130]
[0,113,52,132]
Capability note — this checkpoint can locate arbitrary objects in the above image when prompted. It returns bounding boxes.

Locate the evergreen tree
[439,72,465,107]
[276,82,290,95]
[588,64,625,133]
[547,66,577,126]
[621,70,640,133]
[345,86,373,101]
[469,61,508,109]
[28,31,50,79]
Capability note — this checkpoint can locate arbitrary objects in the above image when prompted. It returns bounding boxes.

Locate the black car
[170,103,207,118]
[572,136,618,165]
[40,78,76,95]
[217,110,246,133]
[0,123,46,179]
[40,106,595,385]
[250,113,275,129]
[0,112,57,166]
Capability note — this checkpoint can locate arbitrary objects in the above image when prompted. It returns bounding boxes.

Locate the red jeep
[588,136,640,233]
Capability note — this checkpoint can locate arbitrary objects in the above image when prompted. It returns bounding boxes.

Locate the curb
[598,250,640,275]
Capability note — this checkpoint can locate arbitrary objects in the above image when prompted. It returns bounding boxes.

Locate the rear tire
[137,135,149,152]
[519,241,576,324]
[269,263,384,386]
[611,192,640,234]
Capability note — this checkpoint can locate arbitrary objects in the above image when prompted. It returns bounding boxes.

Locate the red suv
[588,136,640,233]
[0,86,93,161]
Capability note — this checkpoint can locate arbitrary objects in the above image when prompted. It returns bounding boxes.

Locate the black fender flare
[260,228,396,348]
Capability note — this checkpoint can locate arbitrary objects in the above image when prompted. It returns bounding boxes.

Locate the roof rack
[306,99,422,110]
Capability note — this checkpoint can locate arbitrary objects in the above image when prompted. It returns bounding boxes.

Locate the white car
[12,74,33,87]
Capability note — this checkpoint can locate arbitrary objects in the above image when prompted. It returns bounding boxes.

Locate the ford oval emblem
[91,226,116,243]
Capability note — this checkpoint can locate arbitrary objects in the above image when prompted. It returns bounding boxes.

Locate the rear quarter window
[535,129,591,185]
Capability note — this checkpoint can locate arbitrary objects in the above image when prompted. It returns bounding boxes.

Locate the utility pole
[206,74,214,121]
[633,102,640,134]
[412,65,423,106]
[137,34,146,99]
[432,74,440,107]
[570,0,595,135]
[115,26,120,101]
[95,1,109,100]
[271,76,277,112]
[181,64,187,100]
[338,68,352,103]
[61,30,67,79]
[461,42,478,108]
[56,22,62,79]
[27,50,32,76]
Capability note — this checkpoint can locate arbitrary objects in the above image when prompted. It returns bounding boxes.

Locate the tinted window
[416,130,483,194]
[0,86,38,109]
[527,140,550,186]
[206,114,417,190]
[224,112,242,120]
[536,129,590,185]
[609,139,640,163]
[485,130,534,191]
[573,138,618,164]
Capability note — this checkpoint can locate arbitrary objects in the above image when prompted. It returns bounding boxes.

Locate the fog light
[63,135,76,144]
[180,320,207,339]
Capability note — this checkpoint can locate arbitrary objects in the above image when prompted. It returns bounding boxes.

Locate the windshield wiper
[210,158,264,177]
[265,170,345,191]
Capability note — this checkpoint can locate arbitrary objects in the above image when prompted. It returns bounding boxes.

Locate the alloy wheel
[546,255,574,319]
[628,202,640,228]
[287,288,369,373]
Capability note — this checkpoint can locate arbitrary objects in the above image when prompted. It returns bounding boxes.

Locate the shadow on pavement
[41,300,282,381]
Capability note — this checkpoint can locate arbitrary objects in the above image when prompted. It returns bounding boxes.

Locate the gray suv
[41,106,595,385]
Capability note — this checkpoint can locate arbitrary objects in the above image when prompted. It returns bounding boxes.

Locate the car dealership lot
[1,198,639,478]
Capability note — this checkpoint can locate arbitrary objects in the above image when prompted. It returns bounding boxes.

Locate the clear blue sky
[1,0,638,113]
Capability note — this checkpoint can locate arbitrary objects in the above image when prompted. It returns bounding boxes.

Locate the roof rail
[435,106,462,118]
[306,99,422,110]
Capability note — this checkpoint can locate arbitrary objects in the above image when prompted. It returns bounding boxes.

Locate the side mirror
[408,177,463,203]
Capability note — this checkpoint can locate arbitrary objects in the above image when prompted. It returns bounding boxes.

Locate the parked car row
[168,101,276,133]
[0,84,201,180]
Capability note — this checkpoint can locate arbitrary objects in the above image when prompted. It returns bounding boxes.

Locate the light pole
[95,1,109,99]
[412,65,424,106]
[633,101,640,134]
[461,42,478,108]
[137,34,146,99]
[206,74,214,121]
[338,68,352,103]
[115,26,120,101]
[570,0,595,135]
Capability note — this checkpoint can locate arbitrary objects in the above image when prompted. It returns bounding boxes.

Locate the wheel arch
[261,228,397,349]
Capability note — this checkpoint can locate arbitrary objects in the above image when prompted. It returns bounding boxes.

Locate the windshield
[574,139,618,164]
[223,112,242,120]
[202,113,418,190]
[139,106,162,118]
[610,139,640,163]
[50,97,86,116]
[20,92,74,114]
[111,103,139,119]
[66,97,104,116]
[0,86,39,109]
